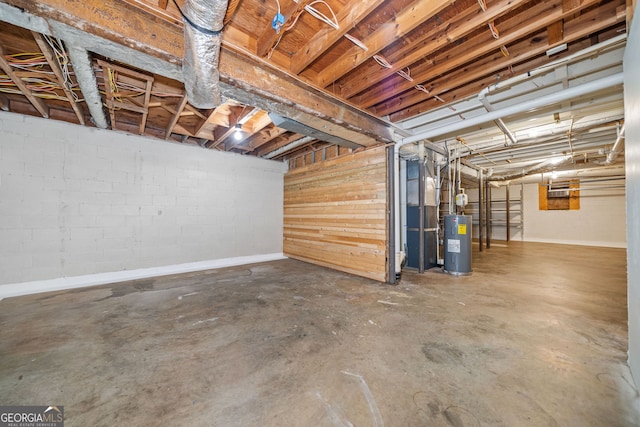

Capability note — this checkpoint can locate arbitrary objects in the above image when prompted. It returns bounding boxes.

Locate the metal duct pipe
[263,136,315,159]
[67,45,109,129]
[602,123,625,165]
[401,73,623,145]
[181,0,229,109]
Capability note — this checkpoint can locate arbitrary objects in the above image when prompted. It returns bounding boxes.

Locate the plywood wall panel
[283,145,388,282]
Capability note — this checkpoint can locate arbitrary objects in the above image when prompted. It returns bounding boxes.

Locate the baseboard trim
[522,238,627,249]
[0,253,287,300]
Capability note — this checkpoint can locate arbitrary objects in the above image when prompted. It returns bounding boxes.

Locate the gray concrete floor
[1,242,639,426]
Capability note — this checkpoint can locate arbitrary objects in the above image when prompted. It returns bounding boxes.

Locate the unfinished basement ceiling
[0,0,631,169]
[398,33,627,181]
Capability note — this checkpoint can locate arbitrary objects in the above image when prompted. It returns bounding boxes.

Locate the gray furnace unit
[443,214,472,275]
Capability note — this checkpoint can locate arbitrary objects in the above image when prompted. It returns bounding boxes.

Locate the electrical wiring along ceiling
[0,0,631,174]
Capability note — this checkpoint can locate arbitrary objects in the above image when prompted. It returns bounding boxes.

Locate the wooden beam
[164,94,188,139]
[184,104,209,121]
[206,126,236,149]
[96,60,155,133]
[256,0,303,58]
[562,0,582,11]
[241,125,288,152]
[218,51,392,145]
[247,110,272,133]
[548,21,564,45]
[6,0,183,62]
[139,77,153,134]
[337,0,528,100]
[356,0,609,110]
[254,132,305,157]
[31,32,85,125]
[289,0,386,75]
[314,0,455,88]
[0,94,9,111]
[228,109,272,150]
[193,108,219,137]
[385,4,624,121]
[238,106,260,125]
[107,99,148,114]
[97,62,118,128]
[97,59,154,135]
[2,0,394,143]
[0,44,49,118]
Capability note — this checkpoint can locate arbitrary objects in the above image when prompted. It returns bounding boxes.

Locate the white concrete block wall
[0,112,286,285]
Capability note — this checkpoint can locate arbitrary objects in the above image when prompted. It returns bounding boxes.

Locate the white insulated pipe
[478,94,518,146]
[392,36,625,274]
[478,34,626,101]
[398,35,626,132]
[400,73,624,145]
[602,123,625,165]
[263,136,315,159]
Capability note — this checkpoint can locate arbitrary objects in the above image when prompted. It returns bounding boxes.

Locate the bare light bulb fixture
[233,123,243,141]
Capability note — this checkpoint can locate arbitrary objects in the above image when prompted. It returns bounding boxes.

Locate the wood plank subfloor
[0,242,638,426]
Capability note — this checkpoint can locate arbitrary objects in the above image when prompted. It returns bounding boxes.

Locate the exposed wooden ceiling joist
[336,0,528,100]
[165,93,188,139]
[31,31,85,124]
[289,0,386,74]
[0,0,629,171]
[0,0,393,146]
[314,0,455,88]
[0,43,49,118]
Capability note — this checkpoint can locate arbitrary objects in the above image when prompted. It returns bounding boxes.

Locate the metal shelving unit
[489,184,524,242]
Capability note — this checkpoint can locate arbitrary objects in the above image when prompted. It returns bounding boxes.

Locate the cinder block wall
[0,112,286,285]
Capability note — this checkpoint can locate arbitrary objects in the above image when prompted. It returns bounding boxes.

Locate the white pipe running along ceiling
[396,36,626,178]
[402,73,623,143]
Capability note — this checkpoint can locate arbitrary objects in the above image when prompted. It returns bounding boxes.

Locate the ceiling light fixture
[234,123,243,141]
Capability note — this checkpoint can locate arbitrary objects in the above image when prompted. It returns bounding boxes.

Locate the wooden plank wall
[283,145,388,282]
